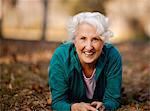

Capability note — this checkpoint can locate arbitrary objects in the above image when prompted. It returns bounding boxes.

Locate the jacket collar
[95,48,107,81]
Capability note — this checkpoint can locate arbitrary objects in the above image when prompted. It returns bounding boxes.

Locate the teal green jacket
[49,42,122,111]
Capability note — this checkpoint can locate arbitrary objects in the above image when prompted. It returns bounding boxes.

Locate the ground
[0,39,150,111]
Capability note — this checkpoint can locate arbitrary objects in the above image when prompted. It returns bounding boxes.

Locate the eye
[80,36,86,40]
[92,37,99,41]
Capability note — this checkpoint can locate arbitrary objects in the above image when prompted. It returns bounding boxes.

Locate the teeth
[85,52,93,55]
[84,52,94,56]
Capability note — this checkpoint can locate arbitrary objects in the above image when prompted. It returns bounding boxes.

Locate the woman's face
[74,23,104,66]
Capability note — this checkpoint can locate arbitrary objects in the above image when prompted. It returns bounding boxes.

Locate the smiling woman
[48,12,122,111]
[74,23,104,77]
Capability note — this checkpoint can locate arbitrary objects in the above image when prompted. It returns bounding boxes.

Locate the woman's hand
[71,102,97,111]
[91,101,105,111]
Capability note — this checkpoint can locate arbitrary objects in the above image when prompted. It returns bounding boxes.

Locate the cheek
[95,44,103,53]
[74,42,84,51]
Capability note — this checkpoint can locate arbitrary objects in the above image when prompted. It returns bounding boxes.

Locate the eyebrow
[93,36,100,38]
[79,35,100,38]
[93,36,101,39]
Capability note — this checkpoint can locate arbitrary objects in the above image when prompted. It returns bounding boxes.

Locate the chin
[83,59,96,64]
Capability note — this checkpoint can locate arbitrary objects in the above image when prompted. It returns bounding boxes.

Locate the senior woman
[49,12,122,111]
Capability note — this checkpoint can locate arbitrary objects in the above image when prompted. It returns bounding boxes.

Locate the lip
[83,51,95,56]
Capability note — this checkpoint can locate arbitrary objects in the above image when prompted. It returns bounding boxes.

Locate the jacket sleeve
[103,47,122,110]
[48,53,71,111]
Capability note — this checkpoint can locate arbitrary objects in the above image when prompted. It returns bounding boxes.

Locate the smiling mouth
[83,51,95,57]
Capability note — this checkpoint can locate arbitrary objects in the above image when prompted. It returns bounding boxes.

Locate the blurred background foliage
[0,0,149,42]
[60,0,107,14]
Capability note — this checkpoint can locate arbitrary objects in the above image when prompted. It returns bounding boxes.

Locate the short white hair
[67,12,113,42]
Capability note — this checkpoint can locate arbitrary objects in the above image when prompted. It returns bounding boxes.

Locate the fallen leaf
[47,98,52,105]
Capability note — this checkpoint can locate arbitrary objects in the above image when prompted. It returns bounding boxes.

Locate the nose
[85,41,93,50]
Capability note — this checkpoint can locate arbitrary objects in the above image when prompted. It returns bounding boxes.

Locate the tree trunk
[0,19,3,39]
[41,0,49,41]
[0,0,3,39]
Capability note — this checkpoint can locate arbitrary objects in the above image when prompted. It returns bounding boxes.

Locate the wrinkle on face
[74,23,104,67]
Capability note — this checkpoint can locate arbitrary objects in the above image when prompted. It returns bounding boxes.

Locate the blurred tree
[60,0,109,15]
[9,0,18,7]
[0,0,18,39]
[0,0,3,39]
[128,17,149,40]
[0,19,2,39]
[4,0,18,8]
[41,0,49,41]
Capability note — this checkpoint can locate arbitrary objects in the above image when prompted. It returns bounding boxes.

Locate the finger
[101,107,105,111]
[91,101,98,109]
[99,104,105,111]
[79,102,95,111]
[84,103,97,111]
[81,107,88,111]
[87,106,97,111]
[91,101,103,109]
[80,102,88,111]
[91,101,97,106]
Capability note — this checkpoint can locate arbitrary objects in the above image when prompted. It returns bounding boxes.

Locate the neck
[82,63,96,78]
